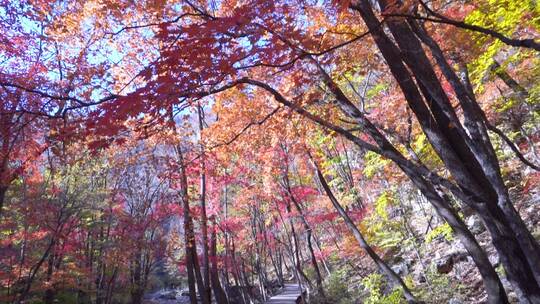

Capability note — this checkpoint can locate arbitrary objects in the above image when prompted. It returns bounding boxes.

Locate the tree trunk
[491,60,529,100]
[43,254,56,304]
[130,249,145,304]
[197,103,212,303]
[104,267,118,304]
[253,67,511,302]
[231,240,247,304]
[377,2,540,287]
[287,204,312,288]
[176,147,201,304]
[210,218,229,304]
[130,288,144,304]
[348,1,539,301]
[0,185,7,218]
[315,165,419,303]
[285,179,326,301]
[191,203,210,304]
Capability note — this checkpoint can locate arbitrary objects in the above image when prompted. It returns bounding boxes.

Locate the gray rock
[467,215,486,234]
[448,298,462,304]
[391,262,409,276]
[451,250,469,263]
[436,256,454,274]
[412,269,426,283]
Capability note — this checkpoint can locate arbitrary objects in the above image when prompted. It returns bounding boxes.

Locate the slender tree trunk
[253,208,270,301]
[231,239,249,304]
[197,103,212,303]
[104,267,118,304]
[183,213,197,303]
[223,184,231,286]
[17,237,55,304]
[312,230,332,276]
[176,147,200,304]
[43,254,56,304]
[191,205,210,304]
[315,165,419,303]
[260,219,283,287]
[130,249,145,304]
[210,217,229,304]
[285,180,326,301]
[240,259,254,303]
[0,185,6,218]
[276,204,307,289]
[287,204,312,288]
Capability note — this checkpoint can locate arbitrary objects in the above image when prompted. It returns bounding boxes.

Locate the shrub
[361,273,406,304]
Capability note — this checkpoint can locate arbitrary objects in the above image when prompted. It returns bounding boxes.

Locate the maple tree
[1,0,540,303]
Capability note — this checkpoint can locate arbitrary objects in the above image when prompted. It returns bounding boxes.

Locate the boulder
[467,215,486,234]
[391,262,409,276]
[436,256,454,274]
[451,250,469,263]
[448,298,462,304]
[412,269,426,283]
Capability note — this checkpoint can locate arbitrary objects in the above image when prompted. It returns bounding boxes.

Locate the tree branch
[383,1,540,51]
[209,106,282,149]
[485,122,540,171]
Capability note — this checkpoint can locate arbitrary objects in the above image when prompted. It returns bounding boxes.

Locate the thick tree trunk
[409,16,540,290]
[376,2,540,287]
[348,1,539,301]
[310,49,511,304]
